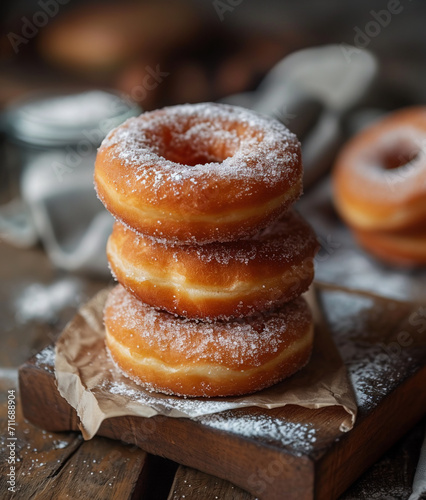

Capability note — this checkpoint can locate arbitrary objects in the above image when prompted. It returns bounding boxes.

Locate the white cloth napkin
[0,151,114,276]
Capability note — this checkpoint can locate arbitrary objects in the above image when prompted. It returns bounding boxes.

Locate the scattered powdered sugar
[200,412,317,455]
[315,245,425,302]
[347,358,404,409]
[98,103,301,201]
[52,440,69,450]
[103,378,246,417]
[102,376,319,445]
[322,291,419,411]
[341,485,411,500]
[15,278,82,323]
[35,345,55,368]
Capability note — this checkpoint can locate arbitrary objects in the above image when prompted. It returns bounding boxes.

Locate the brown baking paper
[54,286,357,439]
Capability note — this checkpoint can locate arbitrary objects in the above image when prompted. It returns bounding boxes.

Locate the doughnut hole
[153,117,262,167]
[161,139,232,166]
[380,139,420,171]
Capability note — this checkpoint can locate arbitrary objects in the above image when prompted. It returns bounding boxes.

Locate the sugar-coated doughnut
[107,210,318,320]
[95,103,302,244]
[354,225,426,267]
[333,107,426,232]
[104,285,314,397]
[333,107,426,266]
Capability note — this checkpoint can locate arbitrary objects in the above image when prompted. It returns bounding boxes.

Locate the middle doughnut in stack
[107,210,318,320]
[95,103,318,397]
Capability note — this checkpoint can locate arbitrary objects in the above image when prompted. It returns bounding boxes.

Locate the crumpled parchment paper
[55,286,357,439]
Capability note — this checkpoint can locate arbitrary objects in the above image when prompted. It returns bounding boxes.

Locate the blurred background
[1,0,426,107]
[0,0,426,361]
[1,3,426,499]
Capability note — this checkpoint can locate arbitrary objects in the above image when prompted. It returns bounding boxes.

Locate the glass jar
[2,90,140,197]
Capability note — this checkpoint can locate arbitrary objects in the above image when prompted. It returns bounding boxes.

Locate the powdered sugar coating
[341,125,426,202]
[99,102,300,197]
[105,285,312,368]
[186,209,317,266]
[115,209,317,266]
[333,106,426,235]
[95,102,302,244]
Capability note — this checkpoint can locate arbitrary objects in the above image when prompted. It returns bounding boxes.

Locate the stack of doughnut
[333,107,426,267]
[95,103,319,397]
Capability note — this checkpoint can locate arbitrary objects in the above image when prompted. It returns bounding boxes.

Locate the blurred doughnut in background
[37,1,200,78]
[1,0,314,109]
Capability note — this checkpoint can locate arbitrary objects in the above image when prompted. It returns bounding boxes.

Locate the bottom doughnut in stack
[104,285,314,397]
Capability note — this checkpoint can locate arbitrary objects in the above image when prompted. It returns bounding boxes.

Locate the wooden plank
[168,417,426,500]
[340,418,425,499]
[18,285,426,500]
[0,372,82,499]
[0,370,150,500]
[168,465,254,500]
[316,366,426,499]
[32,436,149,500]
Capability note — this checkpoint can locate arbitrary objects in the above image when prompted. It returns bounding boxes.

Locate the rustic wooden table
[0,241,424,499]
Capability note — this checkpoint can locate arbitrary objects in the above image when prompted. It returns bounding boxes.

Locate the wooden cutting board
[19,284,426,500]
